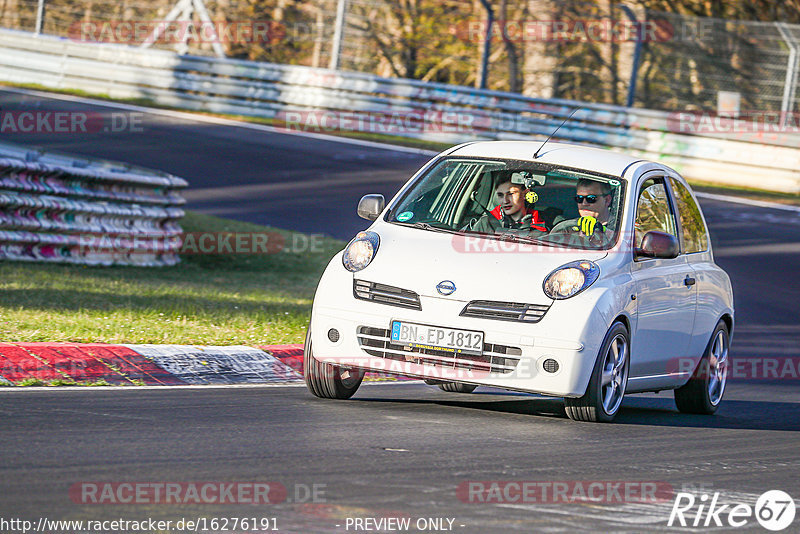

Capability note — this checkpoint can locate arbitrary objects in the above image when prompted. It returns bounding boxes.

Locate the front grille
[460,300,550,323]
[357,326,521,374]
[353,280,421,310]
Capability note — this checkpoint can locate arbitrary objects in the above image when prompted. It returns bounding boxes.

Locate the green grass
[1,378,114,387]
[0,212,344,345]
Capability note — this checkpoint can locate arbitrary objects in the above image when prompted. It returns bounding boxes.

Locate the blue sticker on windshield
[397,211,414,222]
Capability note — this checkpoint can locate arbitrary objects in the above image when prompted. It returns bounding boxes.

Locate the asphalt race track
[1,89,799,532]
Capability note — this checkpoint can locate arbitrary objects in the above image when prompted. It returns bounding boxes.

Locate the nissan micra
[304,141,734,422]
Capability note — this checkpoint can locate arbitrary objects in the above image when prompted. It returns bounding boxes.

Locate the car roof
[446,140,654,179]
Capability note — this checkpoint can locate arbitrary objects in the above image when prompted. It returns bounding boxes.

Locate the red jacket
[490,205,547,232]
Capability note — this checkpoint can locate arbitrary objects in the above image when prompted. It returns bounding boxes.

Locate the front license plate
[390,321,484,356]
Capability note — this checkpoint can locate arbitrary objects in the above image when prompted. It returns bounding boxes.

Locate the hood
[355,222,608,304]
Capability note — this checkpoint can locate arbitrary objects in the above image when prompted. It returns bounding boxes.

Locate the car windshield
[387,157,625,250]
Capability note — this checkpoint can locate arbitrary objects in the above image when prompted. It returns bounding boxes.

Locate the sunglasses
[575,194,608,204]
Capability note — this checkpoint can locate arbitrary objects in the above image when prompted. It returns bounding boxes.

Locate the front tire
[674,320,729,415]
[303,329,364,399]
[565,322,630,422]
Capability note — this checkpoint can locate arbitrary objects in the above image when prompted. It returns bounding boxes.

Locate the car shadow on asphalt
[354,393,569,419]
[355,393,800,431]
[613,397,800,431]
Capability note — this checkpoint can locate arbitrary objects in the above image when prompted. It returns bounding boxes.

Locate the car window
[387,157,625,250]
[634,178,678,250]
[669,178,709,253]
[392,160,503,227]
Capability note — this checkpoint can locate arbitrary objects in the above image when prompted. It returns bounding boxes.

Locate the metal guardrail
[0,29,799,193]
[0,140,186,266]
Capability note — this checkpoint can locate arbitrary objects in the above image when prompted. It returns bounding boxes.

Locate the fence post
[619,5,643,108]
[34,0,45,35]
[329,0,347,70]
[477,0,493,90]
[775,22,799,127]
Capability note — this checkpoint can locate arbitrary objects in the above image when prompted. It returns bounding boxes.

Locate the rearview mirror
[511,171,546,188]
[636,231,680,260]
[357,194,385,221]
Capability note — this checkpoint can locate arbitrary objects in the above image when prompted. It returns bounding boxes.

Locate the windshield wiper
[390,221,459,234]
[410,222,457,234]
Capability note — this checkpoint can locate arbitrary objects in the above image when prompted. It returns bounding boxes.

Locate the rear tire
[438,382,477,393]
[674,320,729,415]
[565,322,629,423]
[303,328,364,399]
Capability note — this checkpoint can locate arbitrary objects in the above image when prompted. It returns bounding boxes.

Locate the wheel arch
[720,313,734,339]
[613,313,632,334]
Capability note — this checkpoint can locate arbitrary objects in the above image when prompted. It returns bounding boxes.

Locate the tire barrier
[0,143,187,266]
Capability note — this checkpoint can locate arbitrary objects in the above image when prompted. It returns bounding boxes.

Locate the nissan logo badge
[436,280,456,296]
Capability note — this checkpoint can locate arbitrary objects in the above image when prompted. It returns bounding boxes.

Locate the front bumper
[309,262,613,398]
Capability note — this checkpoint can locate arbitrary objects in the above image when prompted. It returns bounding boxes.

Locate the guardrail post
[329,0,347,70]
[619,5,643,108]
[775,22,799,127]
[34,0,45,35]
[477,0,493,90]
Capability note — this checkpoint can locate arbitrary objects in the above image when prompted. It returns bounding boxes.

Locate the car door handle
[684,276,696,287]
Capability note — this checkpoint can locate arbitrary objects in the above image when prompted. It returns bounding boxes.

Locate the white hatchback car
[304,141,734,422]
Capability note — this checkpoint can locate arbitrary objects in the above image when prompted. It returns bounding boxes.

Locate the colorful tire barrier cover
[0,142,187,266]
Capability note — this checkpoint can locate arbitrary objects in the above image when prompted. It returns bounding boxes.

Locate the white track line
[3,87,798,212]
[694,191,800,213]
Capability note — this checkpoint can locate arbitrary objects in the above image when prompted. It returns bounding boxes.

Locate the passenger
[470,180,548,234]
[550,178,614,238]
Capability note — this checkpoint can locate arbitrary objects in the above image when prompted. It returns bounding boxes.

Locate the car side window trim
[666,176,710,254]
[633,172,682,262]
[661,174,685,255]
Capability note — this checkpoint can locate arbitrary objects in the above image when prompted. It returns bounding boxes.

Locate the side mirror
[357,194,385,221]
[636,231,680,260]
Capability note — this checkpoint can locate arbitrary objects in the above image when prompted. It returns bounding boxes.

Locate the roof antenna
[533,107,581,159]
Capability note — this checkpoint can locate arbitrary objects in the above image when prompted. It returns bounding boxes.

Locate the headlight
[543,260,600,300]
[342,231,380,272]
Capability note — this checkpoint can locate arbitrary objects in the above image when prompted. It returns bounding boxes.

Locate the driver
[470,180,548,234]
[550,179,614,238]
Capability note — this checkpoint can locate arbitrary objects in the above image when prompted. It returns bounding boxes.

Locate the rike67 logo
[668,490,796,531]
